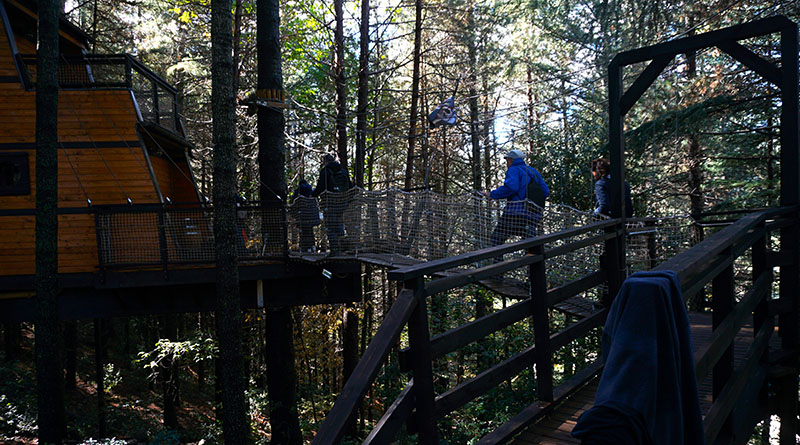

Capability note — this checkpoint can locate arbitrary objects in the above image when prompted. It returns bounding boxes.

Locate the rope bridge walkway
[95,188,699,298]
[289,188,697,280]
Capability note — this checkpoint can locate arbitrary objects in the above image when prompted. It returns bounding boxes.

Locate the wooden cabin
[0,0,201,279]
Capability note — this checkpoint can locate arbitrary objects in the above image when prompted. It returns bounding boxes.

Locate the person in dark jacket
[312,153,352,253]
[592,157,633,218]
[483,149,549,254]
[290,179,321,252]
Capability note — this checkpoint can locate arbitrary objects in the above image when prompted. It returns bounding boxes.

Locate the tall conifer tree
[211,0,249,441]
[35,0,64,441]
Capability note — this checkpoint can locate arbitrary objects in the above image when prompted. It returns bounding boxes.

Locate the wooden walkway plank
[509,313,776,444]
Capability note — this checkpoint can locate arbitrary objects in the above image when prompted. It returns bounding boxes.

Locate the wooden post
[530,245,553,401]
[606,60,626,301]
[406,278,437,443]
[711,255,734,441]
[779,23,799,444]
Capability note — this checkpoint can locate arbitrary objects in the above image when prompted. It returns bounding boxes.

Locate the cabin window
[0,152,30,196]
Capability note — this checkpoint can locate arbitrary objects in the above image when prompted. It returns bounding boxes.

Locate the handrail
[653,207,794,285]
[312,289,419,445]
[388,218,619,281]
[318,207,797,443]
[318,214,621,443]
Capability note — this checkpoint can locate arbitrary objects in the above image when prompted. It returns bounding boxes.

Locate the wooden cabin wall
[0,16,15,78]
[149,155,198,203]
[0,7,202,278]
[0,86,161,277]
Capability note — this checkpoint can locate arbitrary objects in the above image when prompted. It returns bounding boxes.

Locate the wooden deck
[510,312,775,444]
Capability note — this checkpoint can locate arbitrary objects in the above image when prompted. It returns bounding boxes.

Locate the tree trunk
[161,315,179,430]
[232,0,243,95]
[354,0,370,188]
[4,323,21,361]
[342,307,359,436]
[685,27,705,312]
[404,0,423,190]
[258,1,301,443]
[211,0,249,441]
[35,0,65,441]
[265,308,302,444]
[64,321,77,390]
[334,0,348,171]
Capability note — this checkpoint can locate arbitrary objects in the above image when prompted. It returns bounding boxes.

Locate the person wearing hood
[290,179,321,252]
[312,153,352,253]
[482,149,549,258]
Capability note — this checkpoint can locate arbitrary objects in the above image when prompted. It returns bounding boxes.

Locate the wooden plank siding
[0,79,162,276]
[0,213,96,275]
[0,6,17,79]
[149,155,198,203]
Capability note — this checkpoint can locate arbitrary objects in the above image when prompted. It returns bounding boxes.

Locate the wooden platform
[510,313,776,444]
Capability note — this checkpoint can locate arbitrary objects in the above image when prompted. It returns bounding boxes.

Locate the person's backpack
[525,168,546,208]
[330,167,352,193]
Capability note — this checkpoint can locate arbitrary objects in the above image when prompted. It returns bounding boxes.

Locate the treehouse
[0,0,359,318]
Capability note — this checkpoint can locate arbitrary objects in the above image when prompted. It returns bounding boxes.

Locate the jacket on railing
[572,270,704,445]
[489,158,549,219]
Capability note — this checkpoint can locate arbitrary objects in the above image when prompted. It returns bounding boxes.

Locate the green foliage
[135,334,218,381]
[0,362,37,436]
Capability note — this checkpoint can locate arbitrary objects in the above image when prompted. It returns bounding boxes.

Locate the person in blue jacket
[483,149,549,250]
[592,157,633,218]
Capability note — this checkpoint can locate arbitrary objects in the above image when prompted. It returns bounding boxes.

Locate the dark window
[0,152,30,196]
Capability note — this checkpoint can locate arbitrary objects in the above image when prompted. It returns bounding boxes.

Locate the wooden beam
[475,360,603,445]
[363,381,414,445]
[694,270,771,383]
[655,209,789,287]
[716,41,781,86]
[612,16,793,67]
[387,219,618,281]
[549,309,607,351]
[703,320,773,444]
[399,271,605,369]
[311,289,417,445]
[620,55,673,115]
[434,344,536,419]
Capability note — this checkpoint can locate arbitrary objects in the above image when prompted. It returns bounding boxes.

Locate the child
[290,179,321,252]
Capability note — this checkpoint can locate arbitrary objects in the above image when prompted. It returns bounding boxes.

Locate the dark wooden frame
[609,18,799,441]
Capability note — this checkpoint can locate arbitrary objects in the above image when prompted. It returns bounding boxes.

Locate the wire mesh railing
[288,188,697,274]
[17,53,181,134]
[94,203,286,269]
[90,189,698,277]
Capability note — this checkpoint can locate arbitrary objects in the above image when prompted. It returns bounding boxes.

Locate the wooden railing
[312,218,625,444]
[313,207,799,444]
[17,53,183,135]
[653,206,797,444]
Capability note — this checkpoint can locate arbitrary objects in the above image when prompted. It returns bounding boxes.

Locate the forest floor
[0,324,220,444]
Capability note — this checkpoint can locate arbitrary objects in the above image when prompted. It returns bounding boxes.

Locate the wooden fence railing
[313,206,799,444]
[653,206,797,444]
[312,218,623,444]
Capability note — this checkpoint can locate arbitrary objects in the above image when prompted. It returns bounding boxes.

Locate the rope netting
[94,188,699,285]
[288,188,699,280]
